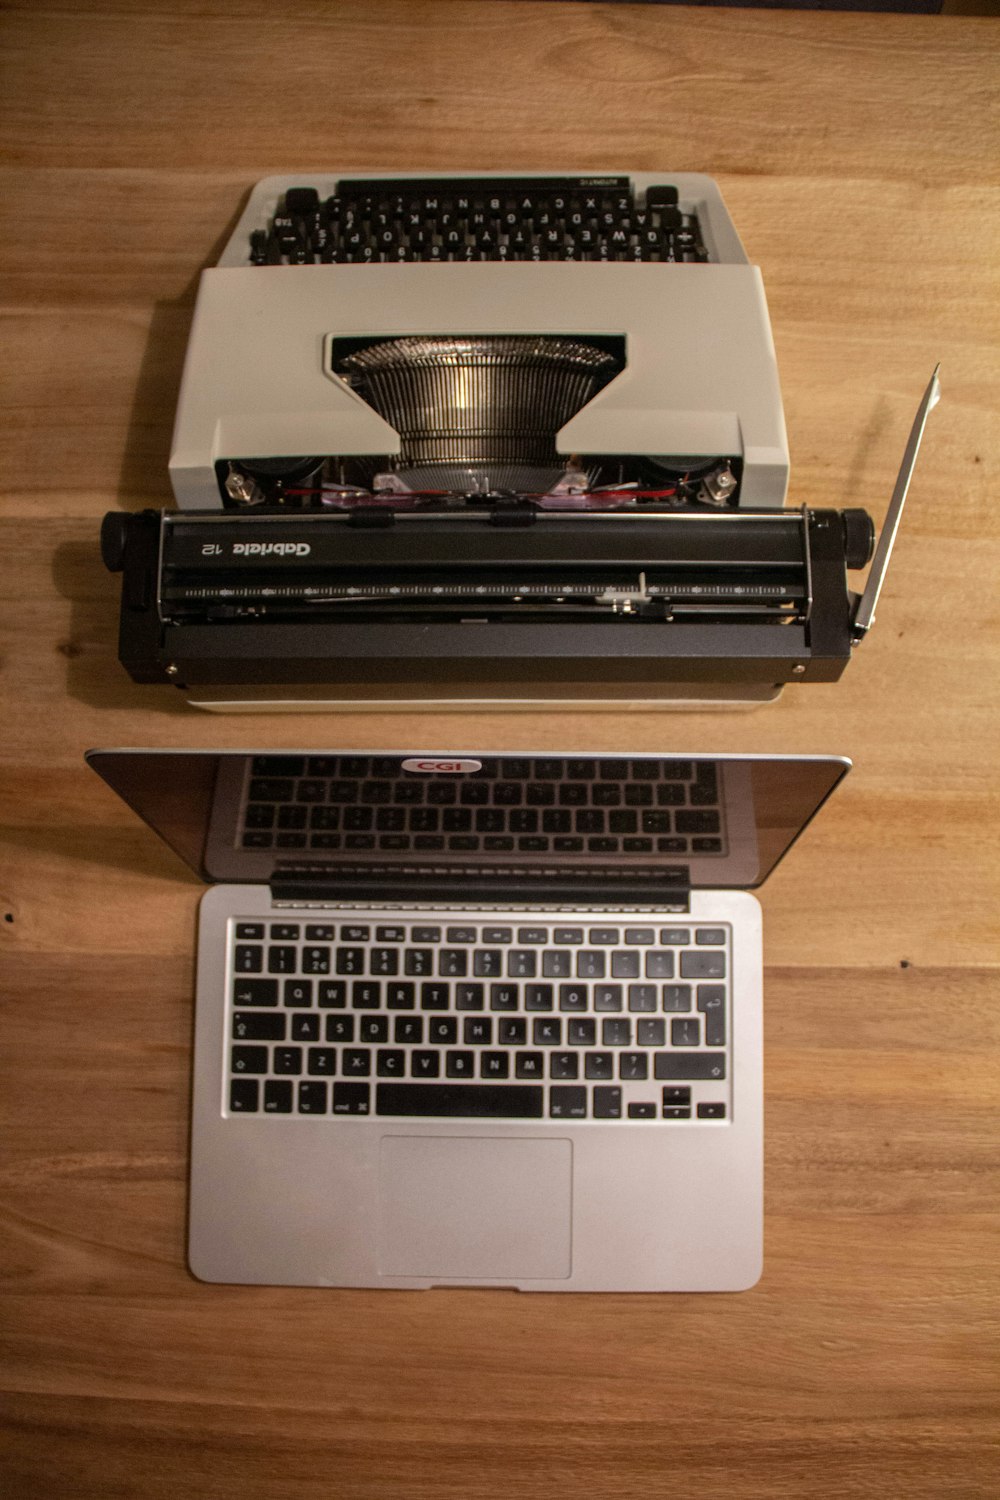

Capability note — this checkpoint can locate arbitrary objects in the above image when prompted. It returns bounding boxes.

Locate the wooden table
[2,3,998,1495]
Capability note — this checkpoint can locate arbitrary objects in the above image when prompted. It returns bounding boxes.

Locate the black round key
[285,187,320,215]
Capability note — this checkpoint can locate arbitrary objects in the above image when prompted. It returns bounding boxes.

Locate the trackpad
[377,1136,573,1281]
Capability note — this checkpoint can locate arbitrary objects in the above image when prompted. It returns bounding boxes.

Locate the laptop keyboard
[250,176,710,265]
[240,755,725,858]
[227,916,730,1122]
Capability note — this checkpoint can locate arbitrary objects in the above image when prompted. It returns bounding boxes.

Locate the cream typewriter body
[170,172,788,514]
[103,173,936,711]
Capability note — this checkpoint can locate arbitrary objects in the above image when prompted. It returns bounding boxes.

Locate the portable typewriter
[102,172,938,709]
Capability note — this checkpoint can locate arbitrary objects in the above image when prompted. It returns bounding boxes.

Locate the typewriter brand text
[231,541,311,557]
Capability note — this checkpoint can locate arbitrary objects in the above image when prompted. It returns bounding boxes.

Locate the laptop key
[298,1082,328,1114]
[411,1051,441,1078]
[594,985,623,1012]
[235,945,263,973]
[671,1018,701,1047]
[307,1048,337,1075]
[284,979,313,1007]
[628,985,657,1012]
[697,986,727,1045]
[680,951,726,979]
[231,1045,268,1074]
[619,1053,648,1081]
[291,1014,320,1043]
[263,1080,293,1113]
[439,949,468,977]
[318,981,346,1008]
[533,1018,562,1046]
[655,1052,726,1080]
[646,951,674,979]
[233,979,278,1007]
[515,1052,544,1078]
[233,1011,286,1041]
[332,1082,371,1114]
[370,948,399,975]
[558,985,588,1014]
[335,947,365,975]
[229,1078,259,1112]
[376,1083,544,1117]
[662,985,692,1012]
[585,1051,614,1080]
[593,1086,622,1119]
[352,981,382,1009]
[550,1086,587,1119]
[404,948,433,976]
[507,950,536,978]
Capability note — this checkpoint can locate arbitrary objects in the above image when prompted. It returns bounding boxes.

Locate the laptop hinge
[268,865,691,910]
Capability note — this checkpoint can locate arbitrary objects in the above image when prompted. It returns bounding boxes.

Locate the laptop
[86,748,849,1291]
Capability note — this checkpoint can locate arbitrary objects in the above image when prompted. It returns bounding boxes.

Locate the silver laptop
[86,749,849,1291]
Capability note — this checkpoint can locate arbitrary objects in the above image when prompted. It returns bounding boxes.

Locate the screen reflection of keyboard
[240,756,724,857]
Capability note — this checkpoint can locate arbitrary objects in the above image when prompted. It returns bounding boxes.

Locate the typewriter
[103,172,937,709]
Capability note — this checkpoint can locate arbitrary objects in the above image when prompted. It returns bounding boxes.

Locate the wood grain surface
[1,3,998,1496]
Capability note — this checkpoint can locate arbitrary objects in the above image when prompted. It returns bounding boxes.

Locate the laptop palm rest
[376,1137,573,1282]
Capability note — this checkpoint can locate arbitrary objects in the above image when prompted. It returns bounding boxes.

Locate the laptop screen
[85,751,848,892]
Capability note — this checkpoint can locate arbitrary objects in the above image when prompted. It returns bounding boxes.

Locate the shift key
[655,1052,726,1080]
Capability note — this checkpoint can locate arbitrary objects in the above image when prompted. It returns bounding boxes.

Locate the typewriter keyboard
[227,917,731,1121]
[250,176,710,265]
[239,756,725,858]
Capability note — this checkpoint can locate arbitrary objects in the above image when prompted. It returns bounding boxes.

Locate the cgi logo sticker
[401,758,483,774]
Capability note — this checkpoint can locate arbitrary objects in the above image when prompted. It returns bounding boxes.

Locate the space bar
[376,1083,544,1118]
